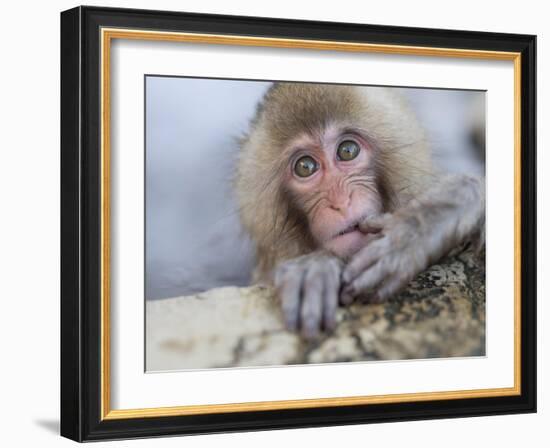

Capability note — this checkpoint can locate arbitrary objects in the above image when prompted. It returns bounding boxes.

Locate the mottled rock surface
[146,249,485,371]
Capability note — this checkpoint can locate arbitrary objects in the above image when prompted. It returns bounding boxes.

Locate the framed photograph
[60,6,536,442]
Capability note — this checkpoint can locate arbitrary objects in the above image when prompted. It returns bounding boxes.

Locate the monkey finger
[362,232,384,247]
[342,239,387,284]
[371,275,405,303]
[339,288,355,306]
[341,261,388,303]
[275,271,304,331]
[358,213,390,234]
[300,267,325,340]
[322,268,340,331]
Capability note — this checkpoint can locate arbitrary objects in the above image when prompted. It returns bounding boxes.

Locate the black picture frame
[61,5,536,442]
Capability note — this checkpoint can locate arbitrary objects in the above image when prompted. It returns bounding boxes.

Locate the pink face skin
[284,124,383,259]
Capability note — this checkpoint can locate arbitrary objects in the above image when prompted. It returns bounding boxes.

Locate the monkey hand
[339,211,429,304]
[274,252,343,340]
[340,175,485,304]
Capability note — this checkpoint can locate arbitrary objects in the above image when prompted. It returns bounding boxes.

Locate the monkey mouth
[323,221,367,258]
[334,223,361,238]
[323,215,381,257]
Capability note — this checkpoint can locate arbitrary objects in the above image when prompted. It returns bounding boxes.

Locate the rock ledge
[146,250,485,371]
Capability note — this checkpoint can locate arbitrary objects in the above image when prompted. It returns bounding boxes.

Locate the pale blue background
[146,77,484,300]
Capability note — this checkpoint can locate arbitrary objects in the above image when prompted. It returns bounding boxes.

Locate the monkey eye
[293,155,319,178]
[336,140,360,161]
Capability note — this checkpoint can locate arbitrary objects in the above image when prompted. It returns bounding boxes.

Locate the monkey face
[284,124,383,259]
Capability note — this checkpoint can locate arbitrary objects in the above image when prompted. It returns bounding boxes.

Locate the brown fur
[235,82,432,282]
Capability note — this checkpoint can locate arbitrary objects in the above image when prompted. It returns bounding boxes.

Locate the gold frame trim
[100,28,522,420]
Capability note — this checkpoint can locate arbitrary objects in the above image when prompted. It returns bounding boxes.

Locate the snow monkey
[235,83,485,339]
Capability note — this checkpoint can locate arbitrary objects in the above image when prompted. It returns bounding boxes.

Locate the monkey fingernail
[359,223,382,234]
[283,315,298,331]
[302,319,320,340]
[303,332,320,342]
[324,318,336,332]
[343,267,362,284]
[340,290,354,305]
[287,322,298,332]
[341,271,352,283]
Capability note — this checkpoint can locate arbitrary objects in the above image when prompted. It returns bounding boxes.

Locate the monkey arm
[274,251,343,340]
[341,174,485,304]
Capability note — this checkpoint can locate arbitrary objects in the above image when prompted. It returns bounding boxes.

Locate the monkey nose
[329,196,351,213]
